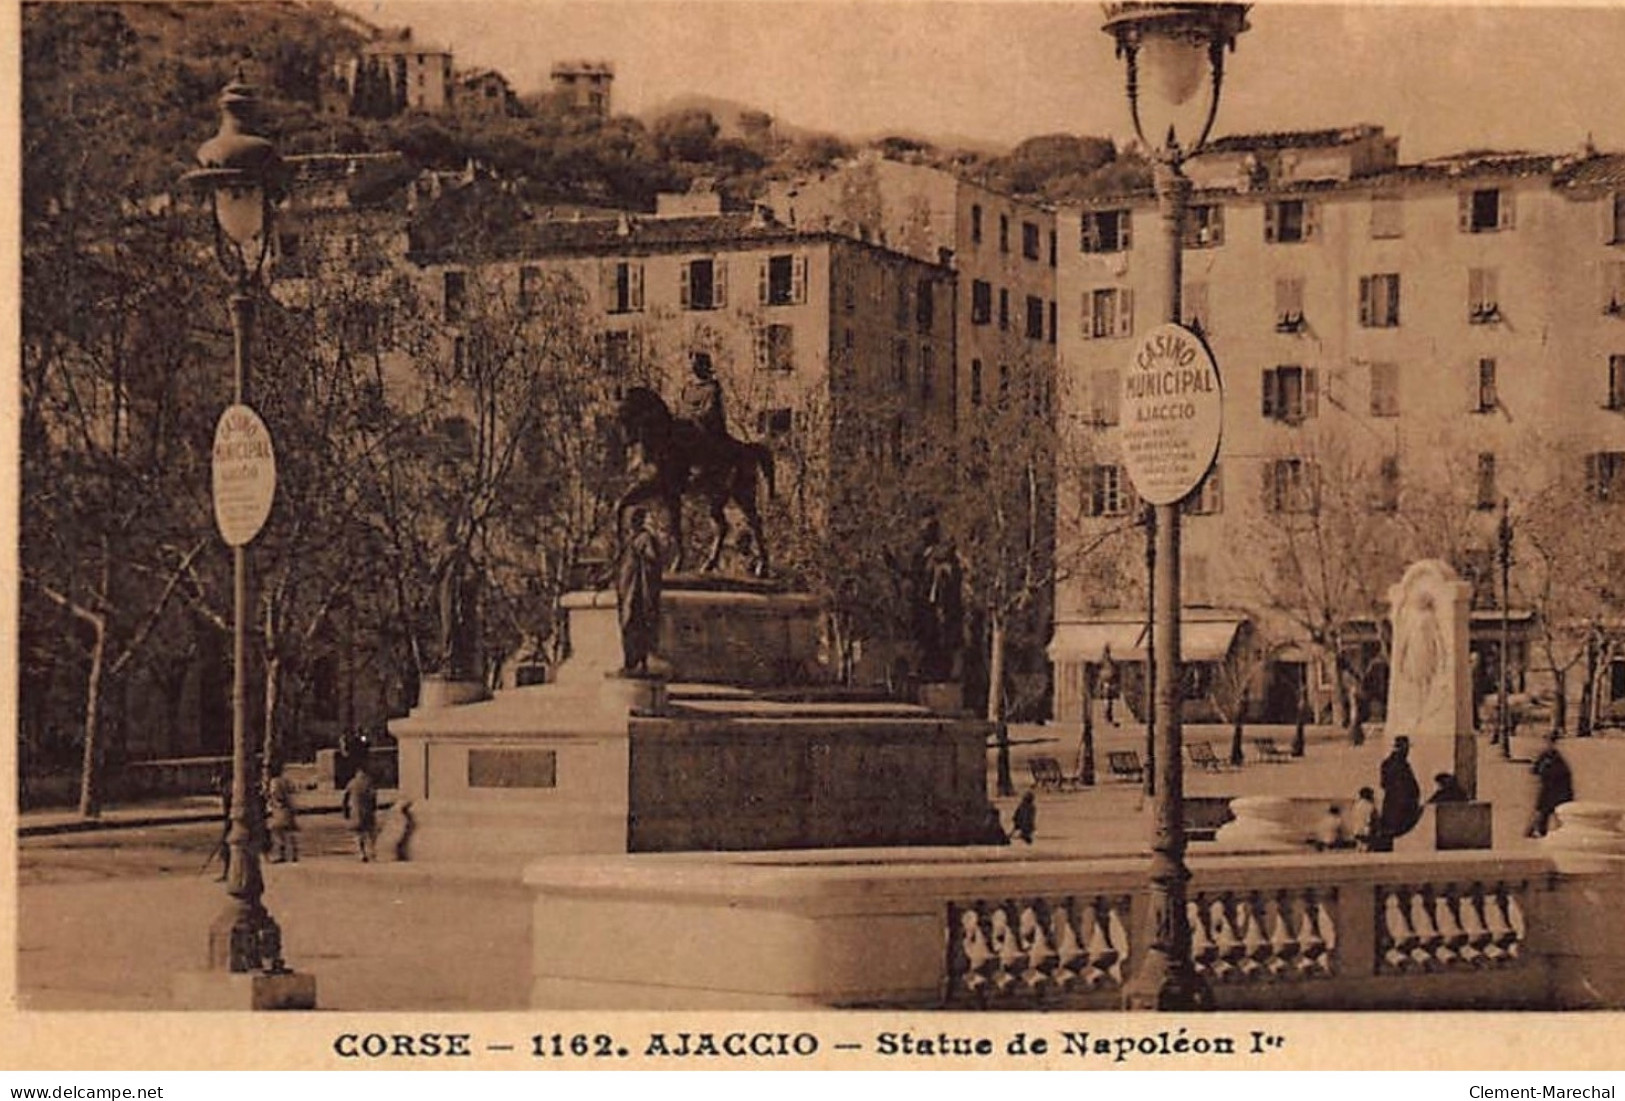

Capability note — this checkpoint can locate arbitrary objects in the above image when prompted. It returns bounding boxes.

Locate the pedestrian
[1314,805,1351,851]
[1011,790,1037,845]
[1527,733,1575,838]
[1099,646,1119,726]
[1349,786,1379,851]
[1428,771,1470,805]
[976,805,1010,846]
[1376,735,1422,850]
[342,764,379,863]
[264,771,299,863]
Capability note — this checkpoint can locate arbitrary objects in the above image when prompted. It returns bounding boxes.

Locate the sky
[336,1,1625,159]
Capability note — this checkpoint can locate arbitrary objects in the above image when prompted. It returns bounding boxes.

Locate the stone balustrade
[526,844,1625,1010]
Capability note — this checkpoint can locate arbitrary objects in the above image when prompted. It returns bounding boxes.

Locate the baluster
[1209,898,1241,982]
[1292,895,1323,975]
[958,907,993,994]
[1408,889,1441,970]
[1236,897,1267,979]
[1077,903,1109,989]
[1482,888,1514,962]
[1188,898,1217,980]
[1382,890,1415,971]
[1313,895,1338,975]
[1433,891,1466,969]
[1095,898,1125,985]
[1266,895,1297,977]
[1051,903,1084,990]
[1505,890,1527,961]
[990,905,1022,993]
[1019,904,1054,995]
[1456,889,1489,967]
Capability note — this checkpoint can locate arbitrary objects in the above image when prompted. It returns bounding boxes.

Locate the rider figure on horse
[677,351,727,447]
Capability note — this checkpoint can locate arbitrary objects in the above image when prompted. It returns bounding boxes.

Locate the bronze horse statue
[615,386,776,576]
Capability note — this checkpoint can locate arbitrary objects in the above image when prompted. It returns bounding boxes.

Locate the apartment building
[335,27,455,116]
[550,61,615,118]
[1053,125,1625,725]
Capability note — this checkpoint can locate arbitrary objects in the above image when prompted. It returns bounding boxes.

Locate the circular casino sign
[1118,322,1223,505]
[212,403,277,547]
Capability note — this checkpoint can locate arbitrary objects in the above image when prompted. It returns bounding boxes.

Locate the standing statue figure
[1387,564,1455,736]
[909,518,964,683]
[432,525,482,682]
[616,506,664,675]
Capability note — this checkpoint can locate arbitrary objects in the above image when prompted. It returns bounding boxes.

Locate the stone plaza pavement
[14,723,1621,1011]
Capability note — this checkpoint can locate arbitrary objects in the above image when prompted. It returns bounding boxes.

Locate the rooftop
[1200,124,1387,156]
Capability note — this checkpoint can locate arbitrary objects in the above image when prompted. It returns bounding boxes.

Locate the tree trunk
[1345,672,1366,747]
[985,609,1006,724]
[77,621,107,819]
[1551,668,1568,736]
[995,721,1014,798]
[261,653,282,789]
[1229,691,1247,766]
[1079,680,1096,786]
[1578,637,1599,738]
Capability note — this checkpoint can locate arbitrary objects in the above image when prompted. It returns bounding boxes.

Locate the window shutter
[1117,289,1134,337]
[1359,276,1373,327]
[1304,201,1319,241]
[1081,216,1096,253]
[1484,268,1498,310]
[1121,211,1133,251]
[757,259,769,305]
[679,263,691,308]
[601,262,617,306]
[1499,191,1515,231]
[1304,367,1320,418]
[1080,292,1095,340]
[1389,275,1401,325]
[714,259,728,307]
[1262,368,1277,419]
[1211,204,1225,243]
[1468,268,1483,311]
[1262,461,1278,512]
[630,264,644,310]
[793,255,807,304]
[1586,452,1600,500]
[1264,203,1278,243]
[755,326,769,370]
[1458,192,1472,233]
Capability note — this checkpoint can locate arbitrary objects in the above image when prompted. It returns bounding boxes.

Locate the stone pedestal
[1384,561,1478,800]
[1213,796,1311,852]
[173,970,317,1011]
[416,676,490,711]
[1543,801,1625,855]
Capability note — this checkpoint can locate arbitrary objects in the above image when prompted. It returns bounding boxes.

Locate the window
[1604,262,1625,315]
[757,323,794,372]
[1586,451,1625,503]
[843,274,856,314]
[893,340,909,392]
[680,258,726,310]
[1081,209,1133,253]
[1022,221,1041,261]
[1370,362,1400,417]
[999,213,1010,253]
[1184,281,1210,336]
[278,231,305,274]
[999,288,1010,331]
[518,265,542,312]
[1371,455,1400,513]
[1085,464,1131,516]
[971,280,992,325]
[1025,295,1045,340]
[451,334,466,372]
[1264,458,1319,514]
[1275,277,1305,332]
[1088,369,1120,427]
[1359,273,1401,328]
[1461,187,1514,233]
[1184,203,1225,248]
[1048,300,1057,345]
[760,254,807,306]
[1081,287,1134,339]
[919,345,934,400]
[970,359,983,406]
[895,281,911,328]
[915,279,935,333]
[756,408,793,437]
[1183,463,1223,515]
[1468,268,1501,324]
[1370,195,1404,239]
[602,329,634,374]
[1477,453,1499,510]
[1265,199,1316,243]
[1475,358,1499,413]
[1609,355,1625,411]
[604,261,644,314]
[971,204,983,244]
[1262,365,1319,423]
[1048,229,1058,268]
[1611,193,1625,245]
[998,363,1011,406]
[443,270,467,321]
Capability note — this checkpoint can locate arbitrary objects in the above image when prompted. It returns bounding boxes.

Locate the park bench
[1187,740,1237,772]
[1106,750,1145,783]
[1251,736,1296,764]
[1027,755,1077,792]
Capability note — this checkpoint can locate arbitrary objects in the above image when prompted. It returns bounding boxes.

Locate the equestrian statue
[615,351,776,577]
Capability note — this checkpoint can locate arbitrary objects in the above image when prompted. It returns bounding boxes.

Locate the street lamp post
[182,77,305,997]
[1498,497,1514,759]
[1103,2,1248,1012]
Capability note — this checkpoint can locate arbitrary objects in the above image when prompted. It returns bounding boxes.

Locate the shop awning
[1047,622,1144,662]
[1174,619,1244,662]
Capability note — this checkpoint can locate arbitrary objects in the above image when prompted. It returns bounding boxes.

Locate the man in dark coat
[616,507,664,674]
[1528,734,1575,838]
[1011,791,1037,845]
[1376,735,1423,848]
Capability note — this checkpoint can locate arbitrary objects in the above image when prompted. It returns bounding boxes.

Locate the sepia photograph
[7,0,1625,1073]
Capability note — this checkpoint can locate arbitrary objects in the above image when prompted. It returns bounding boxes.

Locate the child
[342,765,379,863]
[1349,786,1379,852]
